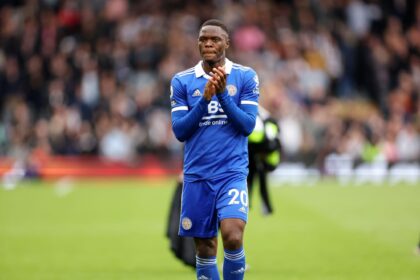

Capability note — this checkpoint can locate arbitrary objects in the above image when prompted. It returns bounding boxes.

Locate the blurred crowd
[0,0,419,171]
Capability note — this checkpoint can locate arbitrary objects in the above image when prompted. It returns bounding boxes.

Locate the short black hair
[201,19,229,35]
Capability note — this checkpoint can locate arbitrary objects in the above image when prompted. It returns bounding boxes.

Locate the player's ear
[225,37,230,49]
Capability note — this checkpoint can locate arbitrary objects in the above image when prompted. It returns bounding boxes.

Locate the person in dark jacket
[247,106,281,215]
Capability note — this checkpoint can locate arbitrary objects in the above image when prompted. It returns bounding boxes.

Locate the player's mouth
[202,51,216,56]
[202,52,218,61]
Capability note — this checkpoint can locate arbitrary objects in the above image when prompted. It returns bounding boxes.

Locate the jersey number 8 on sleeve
[228,189,248,206]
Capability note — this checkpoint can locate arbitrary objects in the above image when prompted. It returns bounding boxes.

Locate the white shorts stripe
[241,100,258,106]
[171,106,189,112]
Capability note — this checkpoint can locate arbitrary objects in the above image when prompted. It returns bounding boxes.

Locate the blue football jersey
[170,58,259,181]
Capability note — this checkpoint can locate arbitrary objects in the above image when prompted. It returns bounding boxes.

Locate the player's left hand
[209,66,227,94]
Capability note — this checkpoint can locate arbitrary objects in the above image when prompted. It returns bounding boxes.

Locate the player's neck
[202,59,225,74]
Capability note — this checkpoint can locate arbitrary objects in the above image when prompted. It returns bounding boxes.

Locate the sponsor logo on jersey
[181,217,192,230]
[227,84,237,96]
[192,89,202,97]
[253,75,259,85]
[171,100,176,106]
[239,206,247,214]
[253,75,260,94]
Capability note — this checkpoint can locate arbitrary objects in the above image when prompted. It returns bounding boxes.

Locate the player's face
[198,25,229,64]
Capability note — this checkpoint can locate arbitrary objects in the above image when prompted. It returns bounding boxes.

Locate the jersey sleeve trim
[241,100,258,106]
[171,106,189,112]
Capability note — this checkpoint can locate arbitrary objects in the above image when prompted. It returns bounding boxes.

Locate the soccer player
[170,19,259,280]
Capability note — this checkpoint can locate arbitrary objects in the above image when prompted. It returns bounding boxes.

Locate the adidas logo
[231,267,245,274]
[198,275,210,280]
[239,206,247,214]
[192,89,202,97]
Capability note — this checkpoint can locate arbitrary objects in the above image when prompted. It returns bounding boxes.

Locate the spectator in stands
[0,0,418,171]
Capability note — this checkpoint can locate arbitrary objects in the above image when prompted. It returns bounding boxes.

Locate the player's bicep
[240,70,259,106]
[170,77,189,115]
[239,71,259,118]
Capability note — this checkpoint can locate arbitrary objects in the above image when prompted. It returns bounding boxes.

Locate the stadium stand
[0,0,419,179]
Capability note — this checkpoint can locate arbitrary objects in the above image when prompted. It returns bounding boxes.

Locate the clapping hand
[203,66,227,101]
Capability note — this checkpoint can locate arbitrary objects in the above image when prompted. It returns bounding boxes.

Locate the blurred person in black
[247,106,281,215]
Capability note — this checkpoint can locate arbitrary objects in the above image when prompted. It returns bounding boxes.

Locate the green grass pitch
[0,177,419,279]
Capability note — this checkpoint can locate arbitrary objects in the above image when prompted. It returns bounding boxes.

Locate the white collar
[194,58,233,79]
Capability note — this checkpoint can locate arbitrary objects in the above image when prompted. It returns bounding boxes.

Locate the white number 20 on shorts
[228,189,248,206]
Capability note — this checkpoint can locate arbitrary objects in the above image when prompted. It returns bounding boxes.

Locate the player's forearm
[171,98,209,142]
[216,92,257,136]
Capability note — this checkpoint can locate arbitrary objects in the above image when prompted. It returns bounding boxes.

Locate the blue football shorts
[179,173,248,238]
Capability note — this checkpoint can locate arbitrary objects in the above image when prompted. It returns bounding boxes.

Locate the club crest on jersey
[227,85,237,96]
[192,89,202,97]
[181,217,192,230]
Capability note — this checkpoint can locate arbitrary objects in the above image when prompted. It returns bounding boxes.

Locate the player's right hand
[210,67,227,94]
[204,80,216,101]
[203,66,227,101]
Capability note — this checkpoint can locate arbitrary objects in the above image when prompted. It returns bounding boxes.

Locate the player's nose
[204,39,214,47]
